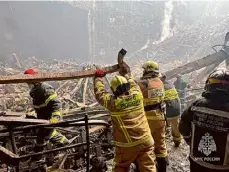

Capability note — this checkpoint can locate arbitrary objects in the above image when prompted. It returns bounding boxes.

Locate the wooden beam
[70,78,84,98]
[83,78,89,105]
[0,117,48,126]
[196,61,222,83]
[0,64,119,84]
[164,50,228,80]
[0,146,19,166]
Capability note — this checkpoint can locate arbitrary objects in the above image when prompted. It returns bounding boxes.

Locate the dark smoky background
[0,1,229,65]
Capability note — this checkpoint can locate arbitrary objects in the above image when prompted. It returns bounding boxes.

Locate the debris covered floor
[166,137,190,172]
[0,57,200,172]
[106,133,190,172]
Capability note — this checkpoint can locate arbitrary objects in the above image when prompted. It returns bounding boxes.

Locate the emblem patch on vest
[198,132,216,156]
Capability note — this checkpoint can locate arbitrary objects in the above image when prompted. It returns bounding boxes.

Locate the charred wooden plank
[0,145,19,166]
[0,64,119,84]
[83,78,89,105]
[89,126,106,133]
[0,118,109,132]
[63,110,108,119]
[70,78,84,98]
[0,117,48,126]
[0,111,24,117]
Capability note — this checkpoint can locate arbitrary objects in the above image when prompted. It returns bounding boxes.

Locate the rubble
[0,34,228,171]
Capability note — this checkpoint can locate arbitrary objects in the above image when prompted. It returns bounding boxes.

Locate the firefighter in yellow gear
[161,74,182,147]
[94,62,156,172]
[138,61,168,172]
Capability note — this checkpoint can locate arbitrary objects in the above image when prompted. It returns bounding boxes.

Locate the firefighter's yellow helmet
[142,61,159,73]
[110,75,130,95]
[110,75,128,92]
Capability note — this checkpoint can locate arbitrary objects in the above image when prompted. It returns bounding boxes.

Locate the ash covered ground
[107,129,190,172]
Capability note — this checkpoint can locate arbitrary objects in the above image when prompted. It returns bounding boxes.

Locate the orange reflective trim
[113,135,152,147]
[116,116,132,143]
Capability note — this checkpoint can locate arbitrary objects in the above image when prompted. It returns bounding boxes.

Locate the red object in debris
[95,69,105,77]
[24,68,39,75]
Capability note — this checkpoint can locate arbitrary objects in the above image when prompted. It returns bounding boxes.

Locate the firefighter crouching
[24,68,69,155]
[94,62,156,172]
[138,61,168,172]
[160,74,182,147]
[179,68,229,172]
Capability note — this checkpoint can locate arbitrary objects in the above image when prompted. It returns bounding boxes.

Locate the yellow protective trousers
[148,120,167,158]
[112,142,156,172]
[167,116,182,143]
[36,128,68,147]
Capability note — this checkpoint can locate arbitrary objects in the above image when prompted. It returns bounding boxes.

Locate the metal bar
[0,64,119,84]
[63,109,107,119]
[0,120,109,133]
[9,127,17,154]
[19,143,86,160]
[9,126,19,172]
[186,88,204,92]
[85,115,90,172]
[0,118,85,133]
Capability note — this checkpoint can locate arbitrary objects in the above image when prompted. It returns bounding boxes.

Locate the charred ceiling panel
[0,1,89,62]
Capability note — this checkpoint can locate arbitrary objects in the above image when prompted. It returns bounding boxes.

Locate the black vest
[190,106,229,170]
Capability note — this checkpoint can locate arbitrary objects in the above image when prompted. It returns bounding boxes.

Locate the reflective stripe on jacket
[164,81,181,118]
[30,83,62,120]
[94,74,153,148]
[138,77,165,120]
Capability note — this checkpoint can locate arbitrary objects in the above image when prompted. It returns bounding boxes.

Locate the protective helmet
[204,68,229,94]
[142,61,159,74]
[24,68,39,75]
[110,75,130,96]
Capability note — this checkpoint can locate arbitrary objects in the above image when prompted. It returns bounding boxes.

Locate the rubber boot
[174,141,181,148]
[165,156,169,166]
[132,162,140,172]
[156,157,167,172]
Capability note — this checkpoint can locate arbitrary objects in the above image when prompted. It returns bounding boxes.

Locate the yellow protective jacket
[163,80,181,118]
[94,74,153,148]
[138,77,165,120]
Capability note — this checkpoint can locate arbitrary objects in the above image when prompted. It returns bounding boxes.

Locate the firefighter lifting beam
[0,32,229,83]
[0,49,127,84]
[0,64,119,84]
